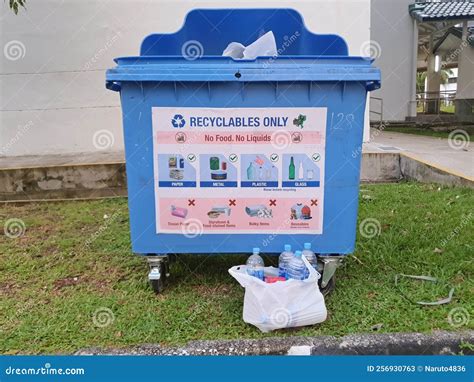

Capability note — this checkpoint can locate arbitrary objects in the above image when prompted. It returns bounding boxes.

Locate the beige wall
[370,0,417,121]
[1,0,370,157]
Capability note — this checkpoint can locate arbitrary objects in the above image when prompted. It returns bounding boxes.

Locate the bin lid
[106,9,381,92]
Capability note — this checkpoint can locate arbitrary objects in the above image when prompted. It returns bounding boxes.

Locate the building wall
[370,0,416,122]
[1,0,370,157]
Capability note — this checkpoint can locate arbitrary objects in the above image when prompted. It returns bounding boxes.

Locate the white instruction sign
[152,107,326,234]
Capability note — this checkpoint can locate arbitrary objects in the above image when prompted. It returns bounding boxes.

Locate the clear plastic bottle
[247,162,255,180]
[302,242,317,278]
[286,250,307,280]
[246,247,264,280]
[271,165,278,180]
[278,244,294,279]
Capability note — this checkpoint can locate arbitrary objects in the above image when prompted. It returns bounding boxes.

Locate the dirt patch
[53,276,81,290]
[0,281,21,297]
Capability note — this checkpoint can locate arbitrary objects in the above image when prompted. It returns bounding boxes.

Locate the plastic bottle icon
[271,165,278,180]
[265,168,271,180]
[298,162,304,180]
[289,156,295,180]
[247,162,255,180]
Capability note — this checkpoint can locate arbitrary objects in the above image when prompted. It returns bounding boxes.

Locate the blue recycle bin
[106,9,381,292]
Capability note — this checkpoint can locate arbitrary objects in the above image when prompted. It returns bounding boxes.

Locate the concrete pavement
[1,130,473,201]
[365,130,473,180]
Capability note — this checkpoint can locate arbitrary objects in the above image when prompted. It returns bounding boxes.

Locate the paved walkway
[364,130,473,180]
[0,150,125,169]
[2,131,472,181]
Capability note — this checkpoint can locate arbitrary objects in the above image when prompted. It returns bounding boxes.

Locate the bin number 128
[330,112,355,131]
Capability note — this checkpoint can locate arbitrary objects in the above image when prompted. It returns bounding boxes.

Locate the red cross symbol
[188,199,196,206]
[269,199,277,207]
[311,199,318,206]
[229,199,236,206]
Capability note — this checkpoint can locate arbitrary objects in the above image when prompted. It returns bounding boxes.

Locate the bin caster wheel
[150,277,164,294]
[148,262,166,294]
[319,275,335,296]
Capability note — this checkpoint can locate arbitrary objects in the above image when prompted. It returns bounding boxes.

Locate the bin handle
[106,80,121,92]
[366,80,381,92]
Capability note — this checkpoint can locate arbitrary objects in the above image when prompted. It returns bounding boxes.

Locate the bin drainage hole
[235,72,242,79]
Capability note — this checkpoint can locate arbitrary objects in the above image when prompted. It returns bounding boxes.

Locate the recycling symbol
[171,114,186,128]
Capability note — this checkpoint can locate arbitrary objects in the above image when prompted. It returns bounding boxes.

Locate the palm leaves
[8,0,26,14]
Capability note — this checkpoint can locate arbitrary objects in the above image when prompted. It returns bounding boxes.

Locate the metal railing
[370,97,384,129]
[416,90,456,114]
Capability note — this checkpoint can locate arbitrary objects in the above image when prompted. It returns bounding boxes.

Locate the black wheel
[319,274,335,296]
[149,263,165,294]
[150,278,164,294]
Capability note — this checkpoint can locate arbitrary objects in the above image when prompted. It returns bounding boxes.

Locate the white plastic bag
[222,31,277,60]
[228,257,327,332]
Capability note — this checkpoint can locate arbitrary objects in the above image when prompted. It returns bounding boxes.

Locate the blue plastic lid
[304,243,311,250]
[253,247,260,254]
[284,244,291,252]
[140,9,348,57]
[294,250,302,257]
[106,9,381,93]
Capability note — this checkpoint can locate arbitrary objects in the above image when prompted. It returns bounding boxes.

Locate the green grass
[416,104,455,114]
[1,183,473,354]
[440,104,455,114]
[383,126,473,140]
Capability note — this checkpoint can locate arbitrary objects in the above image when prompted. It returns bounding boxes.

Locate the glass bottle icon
[298,162,304,180]
[289,156,295,180]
